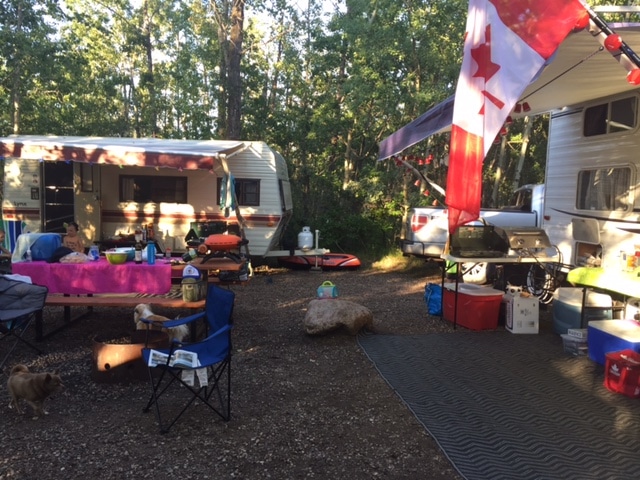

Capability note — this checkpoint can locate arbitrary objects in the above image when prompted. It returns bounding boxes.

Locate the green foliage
[0,0,563,259]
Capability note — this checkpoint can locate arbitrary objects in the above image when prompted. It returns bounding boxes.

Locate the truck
[401,183,546,259]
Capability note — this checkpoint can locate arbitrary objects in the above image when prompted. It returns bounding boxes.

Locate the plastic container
[317,281,338,299]
[567,328,588,339]
[147,243,155,265]
[89,245,100,261]
[552,287,612,335]
[561,333,588,356]
[181,278,206,302]
[443,283,504,330]
[625,298,640,321]
[588,319,640,365]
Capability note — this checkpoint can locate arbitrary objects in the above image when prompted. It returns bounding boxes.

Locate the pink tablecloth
[12,259,172,295]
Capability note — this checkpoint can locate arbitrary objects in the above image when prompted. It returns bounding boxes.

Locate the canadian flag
[446,0,588,234]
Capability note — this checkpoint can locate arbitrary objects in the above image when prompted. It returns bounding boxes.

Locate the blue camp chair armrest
[139,311,204,329]
[200,324,231,343]
[168,324,231,350]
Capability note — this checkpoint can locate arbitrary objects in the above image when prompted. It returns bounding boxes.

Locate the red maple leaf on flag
[471,25,500,82]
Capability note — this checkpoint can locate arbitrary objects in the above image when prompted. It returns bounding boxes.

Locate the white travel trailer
[0,136,293,258]
[543,91,640,272]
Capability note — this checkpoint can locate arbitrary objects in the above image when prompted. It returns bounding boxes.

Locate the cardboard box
[588,320,640,365]
[604,349,640,398]
[443,283,504,330]
[504,294,539,334]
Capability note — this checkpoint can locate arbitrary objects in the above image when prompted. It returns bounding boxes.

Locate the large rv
[0,136,293,258]
[382,20,640,279]
[543,91,640,271]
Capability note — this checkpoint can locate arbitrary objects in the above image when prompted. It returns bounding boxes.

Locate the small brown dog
[133,304,189,343]
[7,364,64,417]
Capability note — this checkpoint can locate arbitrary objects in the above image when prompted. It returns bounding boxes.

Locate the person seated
[0,229,11,260]
[62,221,85,253]
[0,229,11,272]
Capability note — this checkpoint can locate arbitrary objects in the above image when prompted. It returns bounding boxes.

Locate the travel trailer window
[576,167,631,211]
[216,178,260,206]
[119,175,187,203]
[583,96,637,136]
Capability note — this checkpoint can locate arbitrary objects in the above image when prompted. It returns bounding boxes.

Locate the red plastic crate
[443,285,503,330]
[604,349,640,398]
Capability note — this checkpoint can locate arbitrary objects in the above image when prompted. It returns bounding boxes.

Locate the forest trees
[0,0,550,256]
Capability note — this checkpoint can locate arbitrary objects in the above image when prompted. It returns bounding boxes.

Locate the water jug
[89,244,100,261]
[298,226,313,250]
[147,243,156,265]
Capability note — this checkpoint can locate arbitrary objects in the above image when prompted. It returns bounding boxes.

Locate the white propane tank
[298,226,314,250]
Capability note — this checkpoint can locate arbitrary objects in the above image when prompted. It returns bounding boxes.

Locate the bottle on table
[134,241,143,264]
[147,242,156,265]
[25,247,32,262]
[89,244,100,261]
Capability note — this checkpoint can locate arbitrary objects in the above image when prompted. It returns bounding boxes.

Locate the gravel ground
[1,263,467,480]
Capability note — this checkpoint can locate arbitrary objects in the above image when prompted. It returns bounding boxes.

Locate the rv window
[216,178,260,206]
[576,167,631,212]
[119,175,187,203]
[584,96,637,136]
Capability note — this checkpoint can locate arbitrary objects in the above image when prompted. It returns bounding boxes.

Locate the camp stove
[449,225,509,258]
[499,227,552,250]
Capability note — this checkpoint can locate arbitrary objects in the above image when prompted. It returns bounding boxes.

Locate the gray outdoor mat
[357,330,640,480]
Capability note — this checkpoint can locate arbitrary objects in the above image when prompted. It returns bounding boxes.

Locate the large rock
[303,299,373,335]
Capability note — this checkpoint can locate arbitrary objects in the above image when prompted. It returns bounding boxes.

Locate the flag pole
[585,5,640,75]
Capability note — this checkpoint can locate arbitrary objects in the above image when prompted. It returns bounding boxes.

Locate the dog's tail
[7,364,30,376]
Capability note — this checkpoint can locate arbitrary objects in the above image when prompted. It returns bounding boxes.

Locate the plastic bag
[424,283,442,316]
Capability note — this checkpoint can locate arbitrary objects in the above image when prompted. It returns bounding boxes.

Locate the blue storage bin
[552,287,612,334]
[588,320,640,365]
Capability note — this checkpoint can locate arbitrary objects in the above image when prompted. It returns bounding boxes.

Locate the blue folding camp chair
[141,284,235,433]
[0,277,48,370]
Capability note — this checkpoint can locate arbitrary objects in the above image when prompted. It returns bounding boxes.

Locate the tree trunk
[490,135,508,207]
[143,13,157,136]
[343,130,354,190]
[10,2,24,134]
[513,116,532,190]
[226,0,244,140]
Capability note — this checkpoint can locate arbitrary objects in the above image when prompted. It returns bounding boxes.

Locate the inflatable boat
[278,253,361,271]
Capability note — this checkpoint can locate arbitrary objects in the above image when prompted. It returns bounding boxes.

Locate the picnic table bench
[36,294,206,341]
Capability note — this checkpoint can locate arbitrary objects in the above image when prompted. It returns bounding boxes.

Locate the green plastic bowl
[105,250,128,265]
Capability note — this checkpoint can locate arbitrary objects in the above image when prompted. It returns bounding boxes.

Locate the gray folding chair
[0,277,48,370]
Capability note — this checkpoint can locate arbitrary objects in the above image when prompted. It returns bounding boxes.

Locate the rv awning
[0,135,246,170]
[378,21,640,160]
[378,96,454,161]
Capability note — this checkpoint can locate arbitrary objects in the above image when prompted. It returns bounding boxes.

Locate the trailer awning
[378,21,640,160]
[378,96,454,161]
[0,135,246,170]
